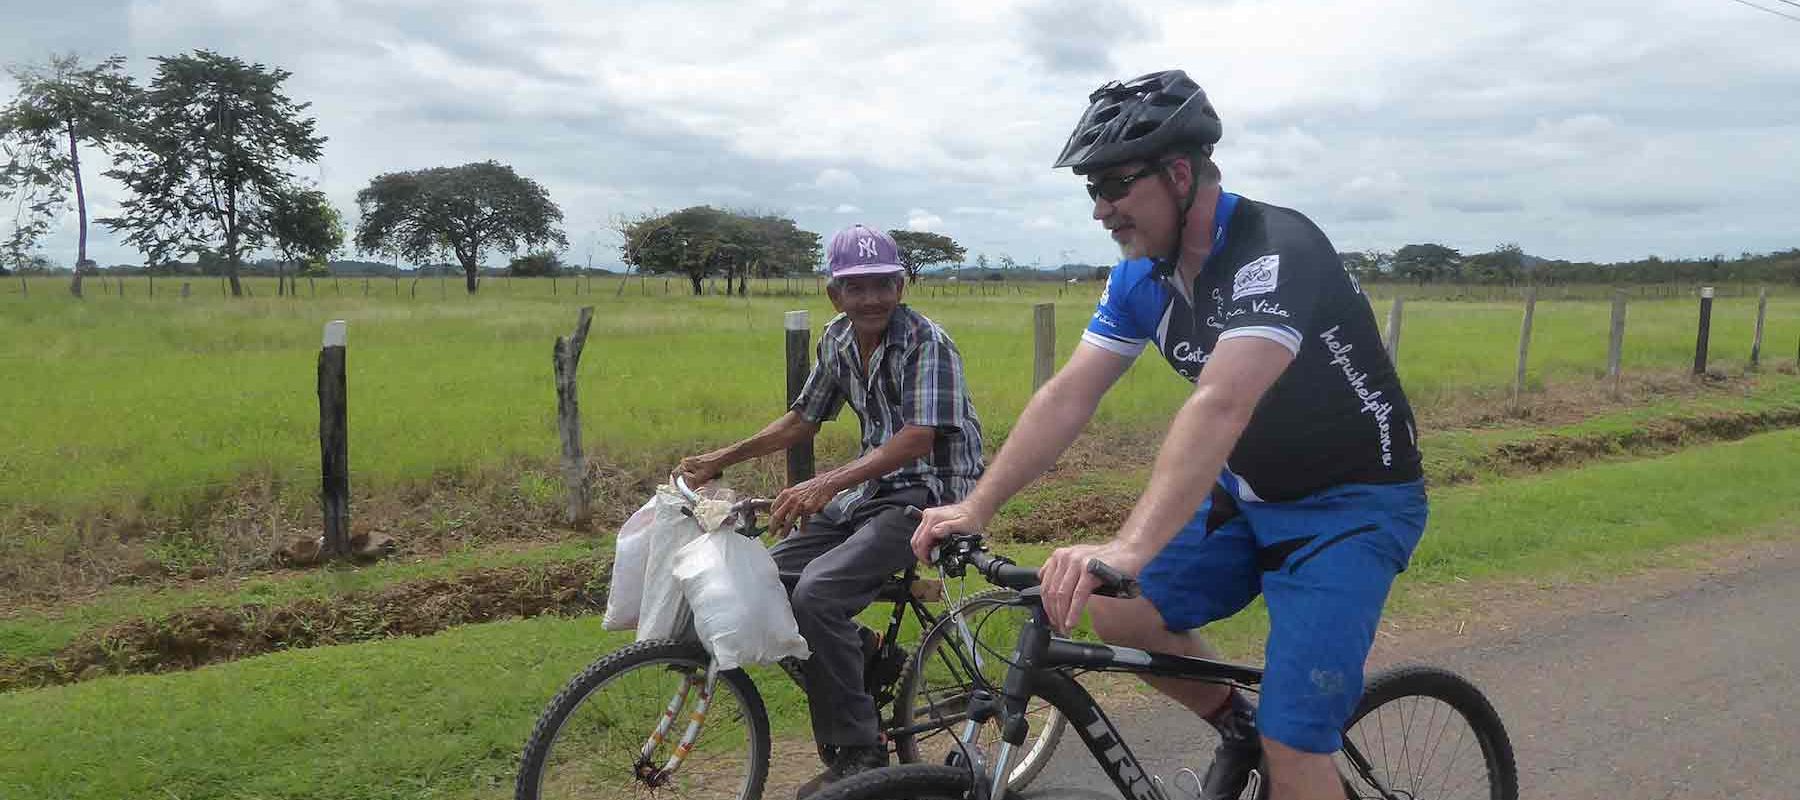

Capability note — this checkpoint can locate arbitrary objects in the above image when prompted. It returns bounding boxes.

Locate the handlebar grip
[1085,558,1141,599]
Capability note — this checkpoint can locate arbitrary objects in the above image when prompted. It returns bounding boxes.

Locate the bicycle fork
[635,666,721,787]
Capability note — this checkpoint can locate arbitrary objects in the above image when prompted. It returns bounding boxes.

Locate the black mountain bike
[513,479,1067,800]
[815,532,1518,800]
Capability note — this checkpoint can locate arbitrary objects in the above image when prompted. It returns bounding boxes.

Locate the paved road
[1023,546,1800,799]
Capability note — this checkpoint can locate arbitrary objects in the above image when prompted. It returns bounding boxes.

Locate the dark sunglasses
[1085,164,1162,203]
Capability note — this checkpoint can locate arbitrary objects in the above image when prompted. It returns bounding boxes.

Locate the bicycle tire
[892,588,1067,792]
[809,764,1021,800]
[515,638,771,800]
[1339,665,1518,800]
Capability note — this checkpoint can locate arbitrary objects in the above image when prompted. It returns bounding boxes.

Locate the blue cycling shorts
[1137,480,1428,754]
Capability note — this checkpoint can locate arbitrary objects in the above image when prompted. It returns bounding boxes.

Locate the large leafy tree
[102,50,325,297]
[0,54,139,296]
[886,230,966,283]
[354,160,566,294]
[267,186,344,294]
[1391,243,1462,285]
[619,206,819,295]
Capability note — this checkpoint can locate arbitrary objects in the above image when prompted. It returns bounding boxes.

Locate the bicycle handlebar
[905,507,1140,599]
[671,474,775,538]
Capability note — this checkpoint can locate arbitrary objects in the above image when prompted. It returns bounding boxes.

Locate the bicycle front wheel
[515,639,771,800]
[892,588,1066,793]
[810,764,991,800]
[1338,665,1518,800]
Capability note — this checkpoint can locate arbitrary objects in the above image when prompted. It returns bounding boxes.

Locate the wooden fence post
[1608,290,1627,393]
[785,310,815,485]
[318,321,350,558]
[18,274,25,297]
[554,307,595,526]
[1749,288,1767,370]
[1033,303,1055,391]
[1694,286,1714,375]
[1512,287,1537,405]
[1384,295,1404,363]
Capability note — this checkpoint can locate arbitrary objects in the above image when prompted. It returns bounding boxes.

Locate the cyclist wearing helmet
[913,70,1424,800]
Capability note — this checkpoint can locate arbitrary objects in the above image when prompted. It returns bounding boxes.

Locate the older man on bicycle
[677,223,984,798]
[914,70,1427,800]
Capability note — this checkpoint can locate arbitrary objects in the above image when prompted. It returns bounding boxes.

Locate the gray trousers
[769,487,930,748]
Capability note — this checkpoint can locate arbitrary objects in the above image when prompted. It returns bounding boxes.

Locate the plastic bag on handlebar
[600,496,659,631]
[672,527,810,670]
[636,482,738,641]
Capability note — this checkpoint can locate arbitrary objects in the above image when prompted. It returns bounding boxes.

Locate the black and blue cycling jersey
[1083,190,1423,503]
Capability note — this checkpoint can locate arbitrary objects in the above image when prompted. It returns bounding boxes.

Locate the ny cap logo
[857,237,879,259]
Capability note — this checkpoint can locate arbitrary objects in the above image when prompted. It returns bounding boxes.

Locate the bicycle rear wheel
[515,639,770,800]
[1338,665,1518,800]
[892,588,1066,793]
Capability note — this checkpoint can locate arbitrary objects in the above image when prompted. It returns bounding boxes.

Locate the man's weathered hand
[674,453,724,487]
[769,476,838,536]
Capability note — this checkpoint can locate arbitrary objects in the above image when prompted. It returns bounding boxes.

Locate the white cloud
[907,209,944,232]
[833,203,861,214]
[697,184,754,200]
[798,168,861,193]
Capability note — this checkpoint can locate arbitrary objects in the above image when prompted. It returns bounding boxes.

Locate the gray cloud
[1019,0,1151,76]
[1569,198,1710,218]
[1434,195,1524,214]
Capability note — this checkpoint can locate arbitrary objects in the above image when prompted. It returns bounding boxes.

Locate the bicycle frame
[951,588,1396,800]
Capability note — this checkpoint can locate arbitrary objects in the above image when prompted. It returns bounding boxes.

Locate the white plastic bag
[636,483,737,641]
[601,497,660,631]
[672,530,811,670]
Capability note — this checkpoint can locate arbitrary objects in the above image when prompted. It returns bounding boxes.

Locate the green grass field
[2,428,1796,800]
[2,275,1795,518]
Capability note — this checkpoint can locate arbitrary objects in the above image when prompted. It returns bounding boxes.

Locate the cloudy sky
[4,0,1799,270]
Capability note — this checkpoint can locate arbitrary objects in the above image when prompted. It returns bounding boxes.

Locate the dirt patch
[1418,369,1746,431]
[0,558,610,692]
[990,490,1132,544]
[1471,404,1800,480]
[0,457,649,609]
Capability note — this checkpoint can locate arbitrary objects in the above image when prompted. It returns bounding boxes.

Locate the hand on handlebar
[910,500,994,564]
[674,453,724,487]
[1038,540,1153,634]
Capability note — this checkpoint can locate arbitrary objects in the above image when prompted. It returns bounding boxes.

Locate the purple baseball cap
[827,224,905,278]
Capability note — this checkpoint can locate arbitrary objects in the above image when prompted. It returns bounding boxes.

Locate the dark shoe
[796,744,888,799]
[1198,737,1264,800]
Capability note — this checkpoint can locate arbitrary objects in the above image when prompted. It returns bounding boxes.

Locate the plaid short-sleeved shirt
[791,304,985,513]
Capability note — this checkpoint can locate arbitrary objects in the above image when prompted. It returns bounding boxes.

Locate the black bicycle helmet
[1053,69,1222,174]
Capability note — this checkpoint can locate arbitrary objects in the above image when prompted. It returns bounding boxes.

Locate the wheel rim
[535,655,759,799]
[1339,693,1499,800]
[903,593,1063,787]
